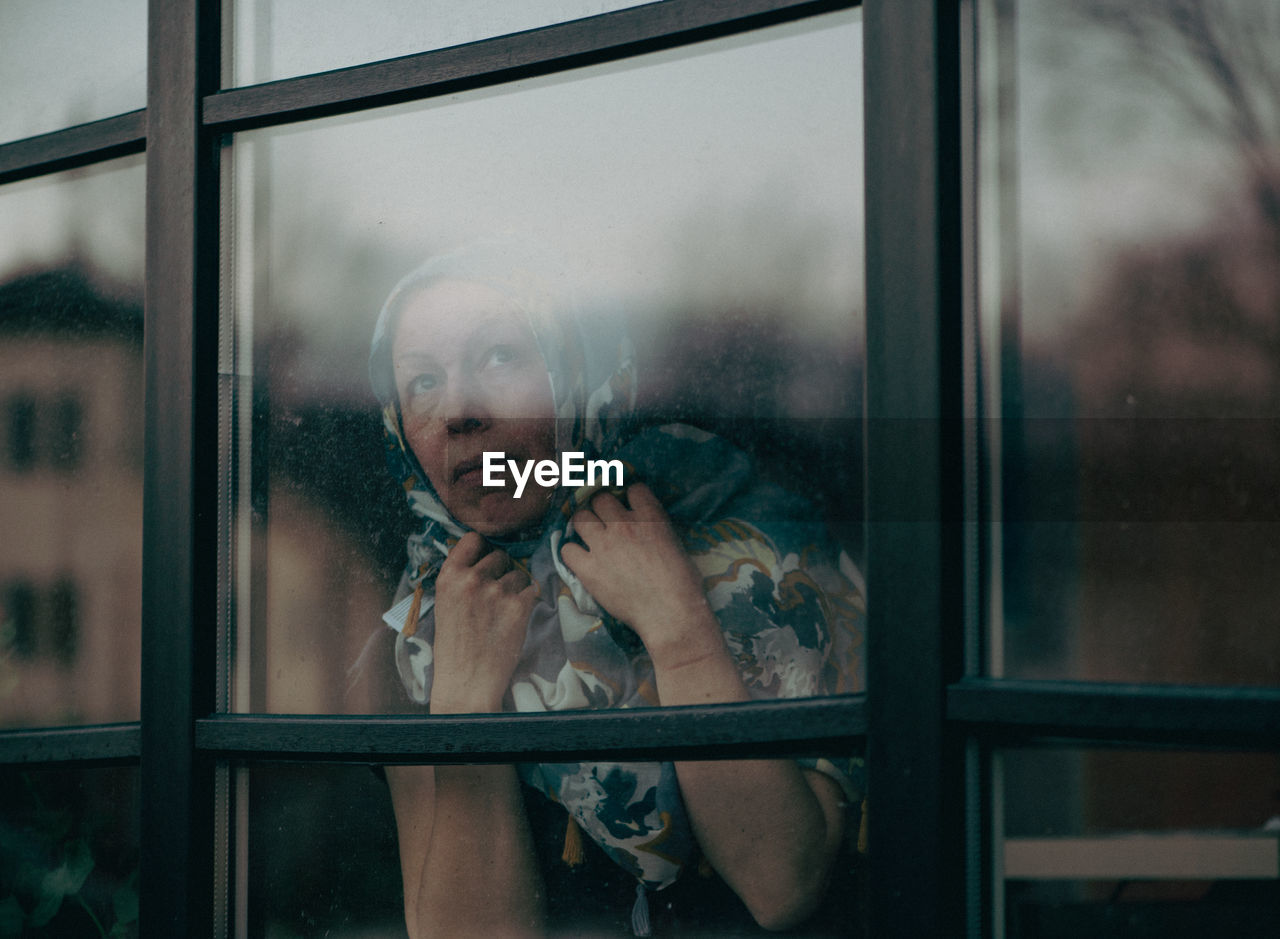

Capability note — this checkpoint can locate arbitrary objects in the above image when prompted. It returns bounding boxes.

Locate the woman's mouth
[452,456,485,486]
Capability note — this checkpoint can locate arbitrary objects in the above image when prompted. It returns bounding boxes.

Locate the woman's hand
[429,531,538,714]
[560,483,723,668]
[564,484,846,929]
[390,540,544,937]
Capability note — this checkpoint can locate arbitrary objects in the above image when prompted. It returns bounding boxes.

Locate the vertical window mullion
[141,0,222,935]
[863,0,967,936]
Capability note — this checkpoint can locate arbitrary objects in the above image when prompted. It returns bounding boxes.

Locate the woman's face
[392,279,558,538]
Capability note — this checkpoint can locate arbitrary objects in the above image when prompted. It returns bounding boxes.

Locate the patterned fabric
[370,240,865,891]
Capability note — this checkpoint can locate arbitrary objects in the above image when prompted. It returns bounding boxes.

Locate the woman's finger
[588,490,628,522]
[624,482,661,516]
[560,541,589,573]
[473,545,511,578]
[571,507,605,539]
[448,530,489,568]
[498,567,530,593]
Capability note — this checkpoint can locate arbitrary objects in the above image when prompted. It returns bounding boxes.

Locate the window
[3,581,36,659]
[5,396,35,471]
[974,0,1280,932]
[1,580,79,668]
[0,159,144,734]
[0,12,146,927]
[3,394,84,473]
[0,0,147,145]
[2,1,1278,937]
[218,6,866,932]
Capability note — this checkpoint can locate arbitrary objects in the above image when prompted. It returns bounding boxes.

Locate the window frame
[1,0,1278,936]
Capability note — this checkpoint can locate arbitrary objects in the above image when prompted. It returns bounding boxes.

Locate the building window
[3,393,85,474]
[0,580,79,668]
[5,395,35,472]
[3,581,35,660]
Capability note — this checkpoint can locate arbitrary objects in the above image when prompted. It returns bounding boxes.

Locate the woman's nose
[441,375,489,434]
[446,414,485,434]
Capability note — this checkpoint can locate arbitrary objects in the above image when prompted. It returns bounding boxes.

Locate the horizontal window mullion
[948,678,1280,748]
[0,722,141,765]
[194,695,865,763]
[202,0,855,132]
[0,110,146,186]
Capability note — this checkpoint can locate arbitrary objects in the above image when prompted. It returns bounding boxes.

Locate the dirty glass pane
[238,764,403,937]
[241,760,864,937]
[1000,748,1280,938]
[0,156,145,728]
[0,766,140,938]
[0,0,147,145]
[228,0,652,87]
[979,0,1280,684]
[219,9,864,717]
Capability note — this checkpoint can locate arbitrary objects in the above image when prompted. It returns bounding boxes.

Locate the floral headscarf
[370,240,865,902]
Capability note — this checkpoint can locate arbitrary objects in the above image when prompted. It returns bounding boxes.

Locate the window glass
[241,760,864,937]
[238,764,407,936]
[980,0,1280,684]
[0,156,145,728]
[0,0,147,145]
[228,0,654,87]
[1000,748,1280,938]
[0,766,140,937]
[221,10,864,716]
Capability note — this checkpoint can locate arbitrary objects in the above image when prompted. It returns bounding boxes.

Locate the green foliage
[0,773,137,938]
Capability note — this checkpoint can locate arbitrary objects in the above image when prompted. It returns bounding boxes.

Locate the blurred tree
[1075,0,1280,232]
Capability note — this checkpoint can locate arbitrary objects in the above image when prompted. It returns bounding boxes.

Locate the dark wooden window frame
[2,0,1279,936]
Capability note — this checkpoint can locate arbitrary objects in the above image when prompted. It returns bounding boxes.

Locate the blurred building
[0,265,143,726]
[0,262,397,727]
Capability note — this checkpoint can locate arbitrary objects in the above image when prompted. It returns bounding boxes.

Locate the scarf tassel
[402,581,426,638]
[631,882,651,937]
[561,815,585,867]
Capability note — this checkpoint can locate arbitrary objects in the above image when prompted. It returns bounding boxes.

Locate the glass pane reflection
[228,0,651,87]
[0,157,145,728]
[0,0,147,145]
[1000,748,1280,938]
[221,12,865,716]
[243,761,864,937]
[981,0,1280,684]
[0,766,140,938]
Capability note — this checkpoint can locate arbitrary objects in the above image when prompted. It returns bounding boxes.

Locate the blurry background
[5,0,1280,935]
[988,0,1280,931]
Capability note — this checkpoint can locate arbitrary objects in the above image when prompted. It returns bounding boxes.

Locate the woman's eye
[485,345,519,368]
[407,373,438,397]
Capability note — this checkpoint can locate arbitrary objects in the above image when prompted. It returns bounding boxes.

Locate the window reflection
[0,158,144,727]
[228,0,651,87]
[0,0,147,145]
[242,762,864,938]
[223,10,864,716]
[983,0,1280,685]
[241,764,403,937]
[223,11,864,935]
[0,766,140,937]
[1001,748,1280,938]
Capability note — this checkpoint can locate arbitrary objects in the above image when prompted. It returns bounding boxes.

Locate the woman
[366,240,865,937]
